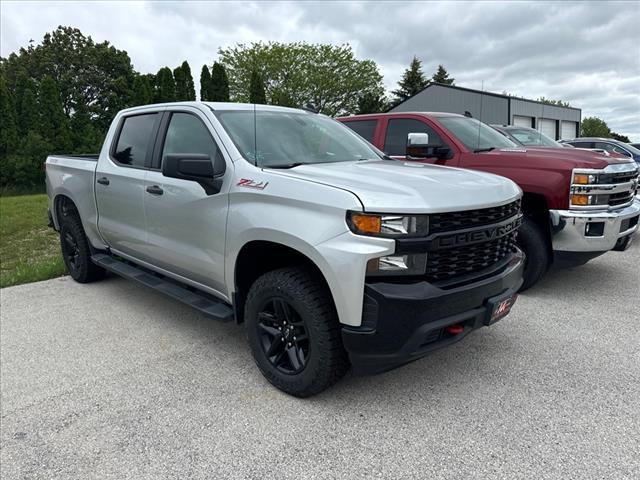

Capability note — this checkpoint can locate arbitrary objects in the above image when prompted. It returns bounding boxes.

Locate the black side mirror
[405,132,451,160]
[162,153,225,195]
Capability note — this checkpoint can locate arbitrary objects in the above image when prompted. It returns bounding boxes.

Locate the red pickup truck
[338,112,639,290]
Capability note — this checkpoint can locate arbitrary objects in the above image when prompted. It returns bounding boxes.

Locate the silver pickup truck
[46,102,524,397]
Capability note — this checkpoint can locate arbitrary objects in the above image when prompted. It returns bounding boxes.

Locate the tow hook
[445,324,464,335]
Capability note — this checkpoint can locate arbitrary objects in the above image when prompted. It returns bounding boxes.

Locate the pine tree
[249,69,266,104]
[392,56,429,104]
[131,75,153,106]
[154,67,176,103]
[210,62,230,102]
[200,65,212,101]
[357,92,387,114]
[38,76,72,152]
[19,87,39,136]
[181,61,196,101]
[173,65,187,101]
[0,74,18,157]
[431,65,455,85]
[70,99,101,153]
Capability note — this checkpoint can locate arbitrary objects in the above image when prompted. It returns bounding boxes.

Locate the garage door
[513,116,533,128]
[538,118,556,140]
[560,121,577,140]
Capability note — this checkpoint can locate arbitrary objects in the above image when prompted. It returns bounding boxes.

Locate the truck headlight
[347,212,429,237]
[573,173,598,185]
[366,253,428,276]
[570,194,608,207]
[347,212,429,276]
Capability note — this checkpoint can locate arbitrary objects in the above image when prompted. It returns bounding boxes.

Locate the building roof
[389,82,581,113]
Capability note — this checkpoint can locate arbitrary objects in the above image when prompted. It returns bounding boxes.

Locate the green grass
[0,194,67,288]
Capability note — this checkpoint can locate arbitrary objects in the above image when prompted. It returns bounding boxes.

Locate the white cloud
[1,0,639,139]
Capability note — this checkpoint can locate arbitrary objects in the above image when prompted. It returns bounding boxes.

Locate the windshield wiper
[473,147,496,153]
[267,162,308,169]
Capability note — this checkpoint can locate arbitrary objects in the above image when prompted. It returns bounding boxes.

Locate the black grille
[429,200,521,234]
[609,191,635,207]
[599,171,638,184]
[426,231,518,283]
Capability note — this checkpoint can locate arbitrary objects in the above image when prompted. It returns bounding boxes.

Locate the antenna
[538,101,545,145]
[253,102,258,167]
[476,80,484,151]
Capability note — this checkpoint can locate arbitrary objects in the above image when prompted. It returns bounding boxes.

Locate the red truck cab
[338,112,640,290]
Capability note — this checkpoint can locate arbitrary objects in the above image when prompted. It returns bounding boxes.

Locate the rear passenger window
[571,142,595,149]
[343,120,377,143]
[162,113,221,162]
[113,113,159,167]
[384,118,444,156]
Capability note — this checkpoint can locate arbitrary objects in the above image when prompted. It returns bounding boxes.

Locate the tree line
[3,25,626,192]
[0,27,453,190]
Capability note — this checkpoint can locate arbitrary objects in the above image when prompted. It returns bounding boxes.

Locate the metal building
[389,83,582,140]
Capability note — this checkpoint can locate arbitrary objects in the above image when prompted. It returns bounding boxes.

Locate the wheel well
[54,195,79,225]
[233,241,332,324]
[521,192,553,252]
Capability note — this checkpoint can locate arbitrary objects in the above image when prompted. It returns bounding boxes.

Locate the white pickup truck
[46,102,524,397]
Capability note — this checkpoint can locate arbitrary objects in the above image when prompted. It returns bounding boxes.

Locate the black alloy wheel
[257,297,310,374]
[60,224,82,275]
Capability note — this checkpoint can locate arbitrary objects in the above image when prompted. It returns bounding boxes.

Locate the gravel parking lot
[1,241,639,480]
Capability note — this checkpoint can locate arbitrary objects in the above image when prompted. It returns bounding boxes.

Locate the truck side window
[162,113,222,164]
[384,119,444,156]
[343,120,377,143]
[113,113,159,167]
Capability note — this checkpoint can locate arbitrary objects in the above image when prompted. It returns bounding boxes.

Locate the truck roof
[118,101,314,116]
[338,111,464,120]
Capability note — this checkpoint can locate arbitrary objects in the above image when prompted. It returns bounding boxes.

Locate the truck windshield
[439,117,518,151]
[215,109,383,168]
[508,128,562,147]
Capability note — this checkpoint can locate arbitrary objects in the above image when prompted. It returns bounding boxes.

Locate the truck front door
[142,109,230,295]
[381,116,459,166]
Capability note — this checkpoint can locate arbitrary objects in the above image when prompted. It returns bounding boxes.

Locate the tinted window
[571,142,595,149]
[113,113,159,167]
[595,142,616,152]
[384,119,445,156]
[343,120,377,143]
[438,116,517,151]
[162,113,221,163]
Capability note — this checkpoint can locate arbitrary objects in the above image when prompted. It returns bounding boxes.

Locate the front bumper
[342,250,524,374]
[549,202,640,253]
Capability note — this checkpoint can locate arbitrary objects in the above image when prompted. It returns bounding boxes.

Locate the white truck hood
[273,160,521,213]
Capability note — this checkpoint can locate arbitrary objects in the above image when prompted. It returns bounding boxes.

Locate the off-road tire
[59,213,106,283]
[516,217,550,292]
[245,267,349,397]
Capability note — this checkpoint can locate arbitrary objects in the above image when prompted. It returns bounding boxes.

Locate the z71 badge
[237,178,269,190]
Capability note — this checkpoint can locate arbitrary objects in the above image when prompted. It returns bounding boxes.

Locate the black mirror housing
[162,153,225,195]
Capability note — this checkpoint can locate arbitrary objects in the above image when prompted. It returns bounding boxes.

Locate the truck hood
[271,160,521,213]
[486,147,635,170]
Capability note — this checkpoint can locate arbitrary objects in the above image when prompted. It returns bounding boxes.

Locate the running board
[92,253,234,322]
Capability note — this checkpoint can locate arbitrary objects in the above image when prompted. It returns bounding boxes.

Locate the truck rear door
[142,108,230,295]
[95,111,162,259]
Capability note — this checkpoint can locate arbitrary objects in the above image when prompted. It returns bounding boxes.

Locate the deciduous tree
[581,116,610,137]
[219,42,384,115]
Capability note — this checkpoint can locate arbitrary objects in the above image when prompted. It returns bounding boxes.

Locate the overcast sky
[1,1,639,139]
